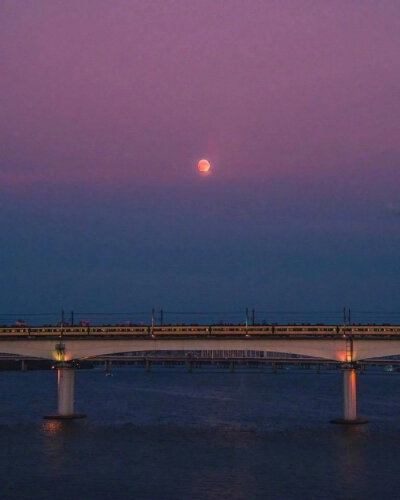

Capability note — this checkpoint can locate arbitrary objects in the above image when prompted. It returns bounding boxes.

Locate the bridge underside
[1,337,400,362]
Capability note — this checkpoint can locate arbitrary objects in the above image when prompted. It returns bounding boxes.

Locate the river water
[0,366,399,499]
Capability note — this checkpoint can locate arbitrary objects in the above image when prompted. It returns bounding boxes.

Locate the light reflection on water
[42,419,63,434]
[0,367,399,499]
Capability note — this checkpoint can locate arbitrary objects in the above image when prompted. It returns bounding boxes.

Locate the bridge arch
[2,338,400,362]
[353,341,400,361]
[0,338,347,361]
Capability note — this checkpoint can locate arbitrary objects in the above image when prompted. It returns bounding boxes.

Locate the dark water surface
[1,366,400,499]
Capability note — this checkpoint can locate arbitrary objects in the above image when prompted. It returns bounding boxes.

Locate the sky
[1,0,399,324]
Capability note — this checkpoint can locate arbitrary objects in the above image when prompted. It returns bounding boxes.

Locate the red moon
[197,159,211,173]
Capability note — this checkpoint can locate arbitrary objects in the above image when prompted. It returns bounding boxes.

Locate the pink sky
[1,0,399,186]
[1,1,400,316]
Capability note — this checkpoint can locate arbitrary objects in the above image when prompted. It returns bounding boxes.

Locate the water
[1,366,400,499]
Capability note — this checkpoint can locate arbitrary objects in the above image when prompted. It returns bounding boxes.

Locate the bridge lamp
[54,342,66,362]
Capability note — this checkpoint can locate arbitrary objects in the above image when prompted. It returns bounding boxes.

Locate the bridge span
[1,324,400,424]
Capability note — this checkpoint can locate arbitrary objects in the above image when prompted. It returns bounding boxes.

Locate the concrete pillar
[44,363,85,420]
[145,358,151,372]
[58,367,75,415]
[331,367,368,425]
[21,359,27,372]
[343,368,357,421]
[186,360,193,373]
[229,361,235,373]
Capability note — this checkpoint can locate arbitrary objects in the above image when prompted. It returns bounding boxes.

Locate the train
[0,324,399,337]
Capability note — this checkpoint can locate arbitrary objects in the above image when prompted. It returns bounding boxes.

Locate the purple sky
[1,1,399,323]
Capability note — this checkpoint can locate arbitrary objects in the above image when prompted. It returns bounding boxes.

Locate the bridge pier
[44,363,86,420]
[331,366,368,425]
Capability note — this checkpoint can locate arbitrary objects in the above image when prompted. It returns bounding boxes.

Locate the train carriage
[0,325,400,337]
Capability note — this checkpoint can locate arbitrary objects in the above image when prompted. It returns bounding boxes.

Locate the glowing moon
[197,159,211,173]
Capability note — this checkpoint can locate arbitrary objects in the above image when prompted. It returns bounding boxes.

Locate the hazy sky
[1,0,399,323]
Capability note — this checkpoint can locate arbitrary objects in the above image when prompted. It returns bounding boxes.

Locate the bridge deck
[2,325,400,361]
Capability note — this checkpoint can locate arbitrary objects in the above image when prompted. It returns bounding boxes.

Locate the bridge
[2,324,400,424]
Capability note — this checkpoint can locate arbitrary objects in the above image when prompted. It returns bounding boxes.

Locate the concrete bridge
[2,324,400,424]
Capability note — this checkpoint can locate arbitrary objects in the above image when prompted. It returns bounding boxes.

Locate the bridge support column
[230,361,235,373]
[104,360,111,375]
[331,366,368,425]
[44,363,85,420]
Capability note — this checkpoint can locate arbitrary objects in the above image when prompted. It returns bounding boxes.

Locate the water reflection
[331,426,370,495]
[40,420,76,476]
[0,369,399,499]
[42,419,63,435]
